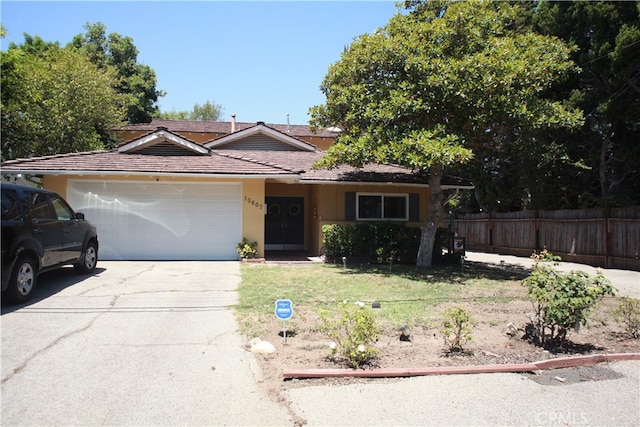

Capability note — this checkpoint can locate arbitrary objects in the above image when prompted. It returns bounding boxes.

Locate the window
[356,193,408,221]
[28,192,55,220]
[51,196,74,220]
[1,189,22,221]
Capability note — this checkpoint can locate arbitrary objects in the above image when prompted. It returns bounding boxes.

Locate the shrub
[615,297,640,339]
[236,238,258,259]
[322,223,421,264]
[441,306,476,352]
[522,252,615,348]
[318,301,381,368]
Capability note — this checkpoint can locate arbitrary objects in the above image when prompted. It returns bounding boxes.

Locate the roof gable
[118,128,210,156]
[204,123,316,152]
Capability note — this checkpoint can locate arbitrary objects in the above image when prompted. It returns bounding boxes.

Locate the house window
[356,193,408,221]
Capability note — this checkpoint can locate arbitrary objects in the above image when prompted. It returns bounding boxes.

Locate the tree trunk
[416,167,444,268]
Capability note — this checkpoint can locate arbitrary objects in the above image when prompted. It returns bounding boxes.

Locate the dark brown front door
[265,197,304,250]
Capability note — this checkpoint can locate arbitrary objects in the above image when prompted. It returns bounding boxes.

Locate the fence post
[534,210,540,252]
[488,210,493,253]
[605,208,611,268]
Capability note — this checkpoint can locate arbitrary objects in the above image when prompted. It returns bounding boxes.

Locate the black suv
[1,183,99,303]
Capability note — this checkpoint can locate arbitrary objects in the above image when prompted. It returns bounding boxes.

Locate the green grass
[236,262,530,337]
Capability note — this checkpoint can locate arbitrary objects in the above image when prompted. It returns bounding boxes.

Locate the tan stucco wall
[242,179,266,256]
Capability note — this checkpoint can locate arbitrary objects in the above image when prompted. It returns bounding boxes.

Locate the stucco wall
[242,179,266,256]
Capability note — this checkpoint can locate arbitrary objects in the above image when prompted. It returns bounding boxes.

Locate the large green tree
[1,43,125,159]
[69,22,164,124]
[310,0,583,267]
[531,1,640,207]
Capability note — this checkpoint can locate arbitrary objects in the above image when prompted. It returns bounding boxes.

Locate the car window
[27,191,55,220]
[51,196,74,220]
[1,189,22,221]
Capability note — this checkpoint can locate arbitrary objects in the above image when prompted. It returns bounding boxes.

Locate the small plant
[530,249,562,264]
[236,238,258,259]
[318,300,381,368]
[523,252,615,348]
[441,306,476,353]
[615,297,640,339]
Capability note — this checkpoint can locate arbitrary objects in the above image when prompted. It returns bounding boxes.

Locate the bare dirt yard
[244,262,639,399]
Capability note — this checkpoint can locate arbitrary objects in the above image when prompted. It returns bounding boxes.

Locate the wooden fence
[455,207,640,271]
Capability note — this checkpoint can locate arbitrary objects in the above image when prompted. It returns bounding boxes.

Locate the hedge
[322,223,456,265]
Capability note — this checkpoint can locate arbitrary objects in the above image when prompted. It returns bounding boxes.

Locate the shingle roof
[2,121,472,187]
[1,150,297,176]
[216,149,472,186]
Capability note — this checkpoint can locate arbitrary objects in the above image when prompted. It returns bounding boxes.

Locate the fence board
[455,208,640,271]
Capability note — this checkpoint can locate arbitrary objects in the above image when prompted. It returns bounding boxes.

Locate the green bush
[318,301,381,368]
[615,297,640,339]
[441,306,477,352]
[322,223,421,264]
[522,252,615,348]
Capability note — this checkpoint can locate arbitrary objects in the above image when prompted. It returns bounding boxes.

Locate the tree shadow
[325,259,531,284]
[1,266,106,314]
[521,324,606,355]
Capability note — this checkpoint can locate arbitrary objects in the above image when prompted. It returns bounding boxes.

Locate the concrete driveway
[1,261,291,426]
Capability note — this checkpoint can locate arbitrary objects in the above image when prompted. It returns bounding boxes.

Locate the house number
[244,196,263,210]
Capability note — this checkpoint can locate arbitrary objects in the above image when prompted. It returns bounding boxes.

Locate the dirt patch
[245,296,639,399]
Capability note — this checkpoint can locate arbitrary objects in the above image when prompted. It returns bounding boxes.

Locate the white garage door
[67,180,242,260]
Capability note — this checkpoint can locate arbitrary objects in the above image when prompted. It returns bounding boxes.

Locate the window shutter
[409,193,419,221]
[345,192,356,220]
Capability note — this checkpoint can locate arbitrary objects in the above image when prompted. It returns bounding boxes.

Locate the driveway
[465,251,640,298]
[1,262,292,426]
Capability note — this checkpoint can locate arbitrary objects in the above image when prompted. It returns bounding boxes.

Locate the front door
[265,197,304,250]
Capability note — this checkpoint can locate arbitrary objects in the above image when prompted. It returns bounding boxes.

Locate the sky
[1,1,401,125]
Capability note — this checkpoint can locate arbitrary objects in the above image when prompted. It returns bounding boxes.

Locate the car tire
[75,240,98,274]
[6,255,38,303]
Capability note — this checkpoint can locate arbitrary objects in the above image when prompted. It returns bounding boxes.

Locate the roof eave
[299,179,428,187]
[298,180,474,189]
[0,169,299,180]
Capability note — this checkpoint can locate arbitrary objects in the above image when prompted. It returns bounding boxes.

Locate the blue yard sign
[275,299,293,320]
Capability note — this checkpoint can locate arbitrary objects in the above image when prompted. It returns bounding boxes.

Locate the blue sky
[1,1,401,125]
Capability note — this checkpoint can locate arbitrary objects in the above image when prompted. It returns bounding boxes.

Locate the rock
[250,340,276,354]
[506,322,519,336]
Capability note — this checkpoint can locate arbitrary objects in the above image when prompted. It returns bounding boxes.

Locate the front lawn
[235,261,529,337]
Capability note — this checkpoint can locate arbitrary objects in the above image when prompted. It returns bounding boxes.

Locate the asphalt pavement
[2,258,638,426]
[464,251,640,298]
[1,261,292,426]
[285,360,640,426]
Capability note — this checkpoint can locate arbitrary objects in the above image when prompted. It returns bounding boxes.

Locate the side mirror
[75,212,85,220]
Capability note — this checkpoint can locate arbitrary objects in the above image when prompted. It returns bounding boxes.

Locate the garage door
[67,180,241,260]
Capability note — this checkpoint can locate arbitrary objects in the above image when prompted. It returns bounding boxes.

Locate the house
[1,119,473,261]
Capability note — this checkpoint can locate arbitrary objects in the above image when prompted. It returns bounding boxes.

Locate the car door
[50,195,84,263]
[26,190,63,267]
